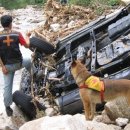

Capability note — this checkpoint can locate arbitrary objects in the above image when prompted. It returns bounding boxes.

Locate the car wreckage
[13,4,130,119]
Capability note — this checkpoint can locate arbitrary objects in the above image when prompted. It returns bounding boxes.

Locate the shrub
[108,0,120,6]
[69,0,91,6]
[69,0,120,7]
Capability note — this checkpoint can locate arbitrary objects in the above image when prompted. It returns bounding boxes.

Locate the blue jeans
[3,57,31,107]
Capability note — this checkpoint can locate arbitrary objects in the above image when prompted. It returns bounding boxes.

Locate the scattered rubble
[34,0,114,43]
[19,114,126,130]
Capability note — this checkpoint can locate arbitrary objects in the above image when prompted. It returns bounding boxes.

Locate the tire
[13,90,46,120]
[30,37,55,54]
[13,90,36,120]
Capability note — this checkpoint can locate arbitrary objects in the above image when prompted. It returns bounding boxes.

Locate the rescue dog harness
[79,76,105,102]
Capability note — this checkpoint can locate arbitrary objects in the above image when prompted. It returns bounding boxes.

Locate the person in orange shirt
[0,15,31,116]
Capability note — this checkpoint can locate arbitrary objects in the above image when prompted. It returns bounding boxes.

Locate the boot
[5,106,13,117]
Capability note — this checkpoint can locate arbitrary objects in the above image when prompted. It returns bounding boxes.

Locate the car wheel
[13,90,36,120]
[30,37,55,54]
[13,90,46,120]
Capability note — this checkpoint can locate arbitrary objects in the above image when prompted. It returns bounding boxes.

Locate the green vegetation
[0,0,121,10]
[69,0,120,6]
[108,0,120,6]
[0,0,44,9]
[69,0,120,15]
[0,0,28,9]
[69,0,91,6]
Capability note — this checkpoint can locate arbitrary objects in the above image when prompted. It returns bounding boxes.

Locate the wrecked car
[13,4,130,119]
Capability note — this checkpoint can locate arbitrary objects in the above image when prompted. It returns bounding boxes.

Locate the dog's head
[71,60,84,75]
[71,60,91,85]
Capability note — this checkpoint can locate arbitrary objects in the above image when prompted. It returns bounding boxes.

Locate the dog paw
[85,116,92,120]
[88,115,94,120]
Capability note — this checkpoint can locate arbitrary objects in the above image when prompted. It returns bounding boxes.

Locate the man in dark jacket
[0,15,31,116]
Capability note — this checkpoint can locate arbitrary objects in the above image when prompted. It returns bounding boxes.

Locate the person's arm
[24,32,31,48]
[0,57,8,74]
[19,32,31,48]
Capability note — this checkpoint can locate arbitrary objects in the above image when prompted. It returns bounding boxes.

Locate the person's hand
[26,31,32,37]
[2,66,8,74]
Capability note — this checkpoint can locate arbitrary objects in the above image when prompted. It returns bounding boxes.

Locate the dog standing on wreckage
[71,60,130,120]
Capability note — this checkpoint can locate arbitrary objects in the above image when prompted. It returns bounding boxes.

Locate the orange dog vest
[80,76,105,102]
[85,76,104,92]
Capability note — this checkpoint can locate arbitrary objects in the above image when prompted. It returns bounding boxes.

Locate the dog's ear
[77,59,84,65]
[71,60,77,67]
[80,59,85,64]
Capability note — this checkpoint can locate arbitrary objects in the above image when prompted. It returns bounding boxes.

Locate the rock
[0,7,6,14]
[121,0,130,5]
[93,110,114,124]
[45,108,56,116]
[115,118,129,127]
[109,124,122,130]
[50,23,60,32]
[44,101,50,107]
[124,123,130,130]
[0,125,17,130]
[68,20,75,28]
[4,126,14,130]
[0,126,6,130]
[105,97,130,120]
[52,17,58,22]
[37,21,46,27]
[19,114,117,130]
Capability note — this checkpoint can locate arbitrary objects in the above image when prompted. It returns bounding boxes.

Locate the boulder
[109,124,122,130]
[121,0,130,5]
[93,110,114,124]
[116,118,129,127]
[20,114,118,130]
[124,123,130,130]
[105,97,130,120]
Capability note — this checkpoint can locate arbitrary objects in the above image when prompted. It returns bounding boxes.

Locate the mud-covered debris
[34,0,114,44]
[34,0,98,43]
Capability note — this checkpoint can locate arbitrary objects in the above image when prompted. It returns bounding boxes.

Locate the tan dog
[71,60,130,120]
